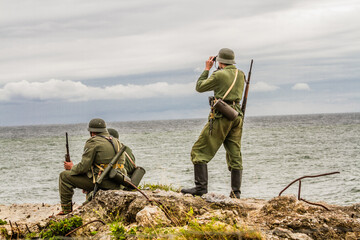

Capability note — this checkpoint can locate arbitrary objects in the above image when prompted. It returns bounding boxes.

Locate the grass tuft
[39,215,83,239]
[139,183,181,192]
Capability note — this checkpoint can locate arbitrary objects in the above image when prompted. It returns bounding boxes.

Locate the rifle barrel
[241,59,253,116]
[65,132,70,162]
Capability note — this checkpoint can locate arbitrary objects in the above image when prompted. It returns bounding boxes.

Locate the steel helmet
[87,118,107,133]
[217,48,236,64]
[107,128,119,139]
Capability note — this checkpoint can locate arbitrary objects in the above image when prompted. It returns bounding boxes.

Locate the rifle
[208,96,215,135]
[241,59,254,117]
[65,132,71,162]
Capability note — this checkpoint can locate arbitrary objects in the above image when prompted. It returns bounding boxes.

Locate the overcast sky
[0,0,359,126]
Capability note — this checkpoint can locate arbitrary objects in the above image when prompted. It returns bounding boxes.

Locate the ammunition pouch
[213,99,239,121]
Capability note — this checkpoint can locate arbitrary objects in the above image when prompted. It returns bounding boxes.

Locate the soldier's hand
[205,56,215,70]
[64,160,73,170]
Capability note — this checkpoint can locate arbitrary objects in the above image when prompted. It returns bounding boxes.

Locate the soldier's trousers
[59,171,120,204]
[191,115,243,170]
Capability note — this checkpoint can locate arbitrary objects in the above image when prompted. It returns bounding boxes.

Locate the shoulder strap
[124,151,137,168]
[222,69,238,100]
[96,135,119,153]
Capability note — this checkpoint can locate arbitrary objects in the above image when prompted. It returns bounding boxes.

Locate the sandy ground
[0,203,80,224]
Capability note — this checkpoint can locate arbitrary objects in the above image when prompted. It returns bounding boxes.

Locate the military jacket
[70,132,125,179]
[196,65,245,117]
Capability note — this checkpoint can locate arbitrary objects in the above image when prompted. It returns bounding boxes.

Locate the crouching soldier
[58,118,127,215]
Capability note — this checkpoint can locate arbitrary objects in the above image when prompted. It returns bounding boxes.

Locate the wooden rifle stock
[65,132,71,162]
[241,59,253,117]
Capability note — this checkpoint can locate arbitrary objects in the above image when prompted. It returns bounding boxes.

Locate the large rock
[136,205,171,227]
[1,191,359,239]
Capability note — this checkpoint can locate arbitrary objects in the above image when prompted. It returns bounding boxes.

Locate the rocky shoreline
[0,190,359,239]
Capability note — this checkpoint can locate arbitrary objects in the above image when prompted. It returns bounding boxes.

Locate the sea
[0,113,359,206]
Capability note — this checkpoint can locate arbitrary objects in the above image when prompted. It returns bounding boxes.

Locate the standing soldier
[58,118,127,215]
[181,48,245,198]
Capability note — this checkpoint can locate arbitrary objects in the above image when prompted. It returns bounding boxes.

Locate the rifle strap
[92,166,95,183]
[125,151,137,168]
[96,135,121,152]
[222,69,238,100]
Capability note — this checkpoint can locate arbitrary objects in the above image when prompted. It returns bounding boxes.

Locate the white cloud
[0,0,359,85]
[0,79,195,102]
[292,83,310,91]
[251,81,279,92]
[0,0,360,126]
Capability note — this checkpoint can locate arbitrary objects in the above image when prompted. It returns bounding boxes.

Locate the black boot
[229,169,242,199]
[181,163,208,196]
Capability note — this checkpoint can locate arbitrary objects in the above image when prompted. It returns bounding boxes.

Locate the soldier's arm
[196,71,219,93]
[70,139,96,175]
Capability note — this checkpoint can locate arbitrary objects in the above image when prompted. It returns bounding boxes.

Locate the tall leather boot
[181,163,208,196]
[229,169,242,199]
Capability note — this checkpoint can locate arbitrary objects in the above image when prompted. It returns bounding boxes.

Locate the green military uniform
[191,65,245,170]
[107,128,136,177]
[59,120,127,214]
[181,48,245,199]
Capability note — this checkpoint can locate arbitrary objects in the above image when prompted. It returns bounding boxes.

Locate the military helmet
[87,118,107,133]
[107,128,119,139]
[217,48,236,64]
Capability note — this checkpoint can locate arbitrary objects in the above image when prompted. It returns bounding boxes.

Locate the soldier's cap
[87,118,108,133]
[217,48,236,65]
[108,128,119,139]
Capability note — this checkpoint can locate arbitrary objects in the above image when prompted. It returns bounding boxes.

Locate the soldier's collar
[224,65,236,69]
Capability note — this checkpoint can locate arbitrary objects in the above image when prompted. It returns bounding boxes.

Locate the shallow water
[0,113,359,205]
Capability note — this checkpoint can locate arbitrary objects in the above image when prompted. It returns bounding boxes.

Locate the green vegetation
[109,221,262,240]
[25,232,38,239]
[180,219,263,239]
[110,222,139,240]
[110,222,127,240]
[140,183,181,192]
[0,228,9,239]
[0,219,7,225]
[39,215,83,239]
[109,207,262,240]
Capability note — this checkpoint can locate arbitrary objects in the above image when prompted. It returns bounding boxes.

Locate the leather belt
[223,100,240,105]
